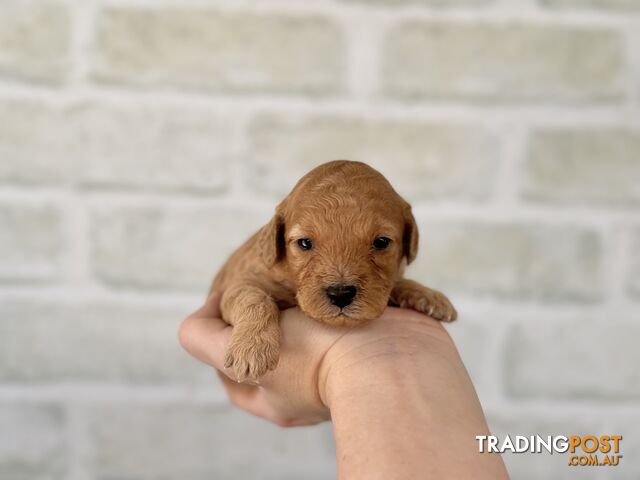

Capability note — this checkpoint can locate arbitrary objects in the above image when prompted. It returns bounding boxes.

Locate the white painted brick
[0,403,66,479]
[410,221,604,301]
[607,414,640,478]
[505,318,640,399]
[0,100,74,185]
[344,0,490,5]
[628,226,640,300]
[0,299,213,385]
[89,405,335,480]
[444,319,490,396]
[0,201,64,281]
[524,128,640,206]
[541,0,640,10]
[92,8,345,95]
[91,204,267,291]
[73,103,231,192]
[0,1,71,84]
[247,115,499,201]
[0,99,231,191]
[382,22,626,102]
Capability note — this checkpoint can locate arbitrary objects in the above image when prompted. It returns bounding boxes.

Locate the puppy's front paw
[393,285,458,323]
[224,326,280,383]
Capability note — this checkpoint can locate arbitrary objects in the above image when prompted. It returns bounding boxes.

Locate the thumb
[178,292,232,370]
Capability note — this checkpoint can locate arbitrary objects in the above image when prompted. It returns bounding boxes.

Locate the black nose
[326,284,357,308]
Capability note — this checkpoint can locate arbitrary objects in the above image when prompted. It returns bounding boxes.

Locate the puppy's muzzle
[326,284,358,309]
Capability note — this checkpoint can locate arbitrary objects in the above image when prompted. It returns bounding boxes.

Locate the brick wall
[1,0,638,479]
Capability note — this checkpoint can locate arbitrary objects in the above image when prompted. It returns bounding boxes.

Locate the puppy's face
[258,162,418,327]
[285,203,410,326]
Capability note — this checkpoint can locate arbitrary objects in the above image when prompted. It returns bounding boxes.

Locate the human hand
[179,291,478,427]
[178,292,340,427]
[179,292,509,478]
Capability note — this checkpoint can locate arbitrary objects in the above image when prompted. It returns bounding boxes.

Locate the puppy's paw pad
[224,330,280,383]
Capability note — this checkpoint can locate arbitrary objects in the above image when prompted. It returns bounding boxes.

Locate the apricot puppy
[211,160,457,382]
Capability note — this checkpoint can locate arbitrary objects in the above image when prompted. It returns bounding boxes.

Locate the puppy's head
[258,161,418,327]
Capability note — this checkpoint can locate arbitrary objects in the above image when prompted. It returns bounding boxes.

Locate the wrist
[318,333,431,410]
[317,310,460,410]
[318,332,444,479]
[314,310,510,480]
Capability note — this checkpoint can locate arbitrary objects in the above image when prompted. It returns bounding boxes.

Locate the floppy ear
[257,212,286,267]
[402,205,419,264]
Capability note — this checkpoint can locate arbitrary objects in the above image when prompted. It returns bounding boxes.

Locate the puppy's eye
[297,238,313,251]
[373,237,391,250]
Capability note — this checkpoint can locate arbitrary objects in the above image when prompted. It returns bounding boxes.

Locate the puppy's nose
[326,284,357,309]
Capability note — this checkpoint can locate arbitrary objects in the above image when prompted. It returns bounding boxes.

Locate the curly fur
[210,160,456,382]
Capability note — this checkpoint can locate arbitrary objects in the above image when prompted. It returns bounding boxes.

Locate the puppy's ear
[402,205,419,264]
[258,212,286,267]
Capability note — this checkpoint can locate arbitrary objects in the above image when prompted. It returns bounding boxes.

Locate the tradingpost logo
[476,435,623,467]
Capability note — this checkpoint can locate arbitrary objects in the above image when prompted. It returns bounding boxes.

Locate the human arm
[178,294,509,479]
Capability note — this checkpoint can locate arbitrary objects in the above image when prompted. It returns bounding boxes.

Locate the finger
[178,294,232,370]
[187,291,223,320]
[216,372,281,421]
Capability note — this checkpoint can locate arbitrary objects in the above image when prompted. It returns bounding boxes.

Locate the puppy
[211,160,457,382]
